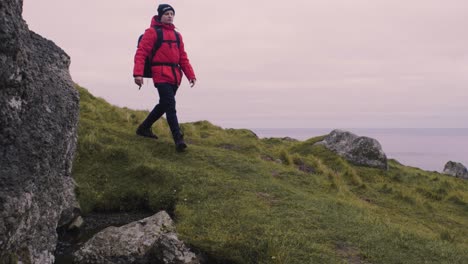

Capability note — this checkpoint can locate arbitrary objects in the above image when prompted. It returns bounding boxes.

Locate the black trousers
[141,83,181,140]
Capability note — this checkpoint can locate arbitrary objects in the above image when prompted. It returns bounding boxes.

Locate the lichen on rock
[443,161,468,180]
[315,129,388,170]
[73,211,201,264]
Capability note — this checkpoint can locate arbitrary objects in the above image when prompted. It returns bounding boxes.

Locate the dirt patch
[219,144,239,150]
[359,196,374,204]
[335,242,371,264]
[261,155,275,161]
[261,155,282,164]
[271,170,280,178]
[293,159,316,173]
[296,164,315,173]
[256,192,279,206]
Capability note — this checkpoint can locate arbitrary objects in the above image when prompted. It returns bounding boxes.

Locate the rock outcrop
[315,129,388,169]
[74,211,200,264]
[0,0,80,263]
[443,161,468,180]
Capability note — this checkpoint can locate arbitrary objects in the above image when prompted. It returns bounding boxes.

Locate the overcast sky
[23,0,468,129]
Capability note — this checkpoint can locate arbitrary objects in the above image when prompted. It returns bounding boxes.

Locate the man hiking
[133,4,196,152]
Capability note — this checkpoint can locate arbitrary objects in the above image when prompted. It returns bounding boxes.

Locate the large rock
[315,129,388,169]
[74,211,200,264]
[443,161,468,180]
[0,0,80,263]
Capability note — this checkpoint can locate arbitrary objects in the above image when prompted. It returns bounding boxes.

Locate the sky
[22,0,468,129]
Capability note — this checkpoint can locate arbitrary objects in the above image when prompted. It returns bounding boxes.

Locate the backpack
[137,26,181,78]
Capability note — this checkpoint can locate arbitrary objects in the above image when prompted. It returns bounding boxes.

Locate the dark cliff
[0,0,80,263]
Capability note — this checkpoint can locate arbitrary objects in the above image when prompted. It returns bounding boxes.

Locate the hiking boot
[136,125,158,139]
[175,135,187,152]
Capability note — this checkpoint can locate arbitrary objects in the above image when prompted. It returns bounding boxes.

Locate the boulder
[154,232,201,264]
[0,0,80,263]
[315,129,388,169]
[443,161,468,180]
[73,211,200,264]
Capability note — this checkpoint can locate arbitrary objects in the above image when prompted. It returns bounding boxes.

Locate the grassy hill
[73,85,468,264]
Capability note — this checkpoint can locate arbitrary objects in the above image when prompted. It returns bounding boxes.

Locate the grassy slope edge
[73,85,468,264]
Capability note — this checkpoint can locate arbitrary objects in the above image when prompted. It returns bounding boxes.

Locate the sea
[251,128,468,172]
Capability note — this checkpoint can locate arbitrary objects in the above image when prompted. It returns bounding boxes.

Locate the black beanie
[157,4,175,18]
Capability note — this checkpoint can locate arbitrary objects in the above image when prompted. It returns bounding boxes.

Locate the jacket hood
[150,15,175,29]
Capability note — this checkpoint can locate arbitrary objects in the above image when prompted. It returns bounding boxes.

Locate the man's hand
[134,76,144,88]
[190,79,196,88]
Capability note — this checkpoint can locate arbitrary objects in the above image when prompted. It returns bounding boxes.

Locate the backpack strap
[149,27,180,59]
[174,31,180,48]
[149,26,164,61]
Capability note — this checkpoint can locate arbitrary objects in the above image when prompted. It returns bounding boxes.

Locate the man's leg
[156,83,187,151]
[140,104,164,129]
[136,85,167,139]
[156,84,180,138]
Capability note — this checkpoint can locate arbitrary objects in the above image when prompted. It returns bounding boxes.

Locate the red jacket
[133,16,196,86]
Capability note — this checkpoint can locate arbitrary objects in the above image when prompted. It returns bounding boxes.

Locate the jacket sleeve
[133,28,157,77]
[177,33,196,81]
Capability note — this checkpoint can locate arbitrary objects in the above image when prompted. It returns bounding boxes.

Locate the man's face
[161,11,174,24]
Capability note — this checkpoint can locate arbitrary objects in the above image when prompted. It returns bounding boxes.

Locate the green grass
[73,85,468,264]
